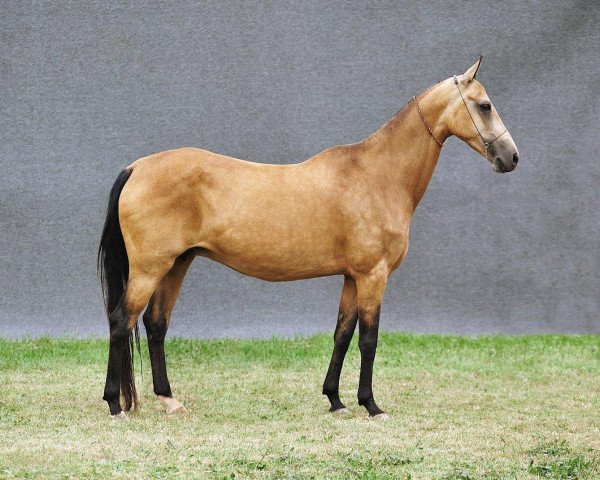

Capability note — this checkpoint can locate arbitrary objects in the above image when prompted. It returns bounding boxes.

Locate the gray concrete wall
[1,1,598,338]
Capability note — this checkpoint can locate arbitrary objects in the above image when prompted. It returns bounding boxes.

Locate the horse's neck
[362,88,449,212]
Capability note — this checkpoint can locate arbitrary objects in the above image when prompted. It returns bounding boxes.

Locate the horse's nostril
[513,152,519,164]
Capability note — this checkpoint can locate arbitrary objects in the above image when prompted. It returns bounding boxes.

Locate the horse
[98,57,519,419]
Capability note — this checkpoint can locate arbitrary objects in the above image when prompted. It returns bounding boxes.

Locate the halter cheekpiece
[453,75,507,160]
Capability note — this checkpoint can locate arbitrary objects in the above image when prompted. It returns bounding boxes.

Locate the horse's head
[445,57,519,173]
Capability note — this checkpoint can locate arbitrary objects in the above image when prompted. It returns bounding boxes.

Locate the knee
[333,312,356,344]
[334,326,354,346]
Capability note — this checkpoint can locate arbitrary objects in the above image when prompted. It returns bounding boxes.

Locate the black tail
[97,167,140,411]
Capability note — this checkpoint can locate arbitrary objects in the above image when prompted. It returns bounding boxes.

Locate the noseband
[453,75,507,160]
[412,77,508,159]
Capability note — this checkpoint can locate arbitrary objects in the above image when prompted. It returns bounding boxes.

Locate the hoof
[331,407,351,416]
[370,412,390,421]
[111,411,129,421]
[158,395,188,415]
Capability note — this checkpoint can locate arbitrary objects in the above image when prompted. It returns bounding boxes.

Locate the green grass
[0,333,599,479]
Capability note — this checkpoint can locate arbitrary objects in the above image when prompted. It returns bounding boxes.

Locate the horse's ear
[463,55,483,83]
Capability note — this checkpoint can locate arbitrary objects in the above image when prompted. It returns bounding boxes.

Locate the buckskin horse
[98,57,519,419]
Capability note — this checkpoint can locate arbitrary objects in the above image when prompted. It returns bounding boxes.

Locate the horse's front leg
[355,267,389,418]
[322,275,358,413]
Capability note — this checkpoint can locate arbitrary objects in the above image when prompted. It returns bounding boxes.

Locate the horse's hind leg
[143,253,193,415]
[103,264,171,418]
[322,275,358,414]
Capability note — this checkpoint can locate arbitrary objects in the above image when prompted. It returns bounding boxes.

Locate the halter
[413,77,508,159]
[453,75,507,160]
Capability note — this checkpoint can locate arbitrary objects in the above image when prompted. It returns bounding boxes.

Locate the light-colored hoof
[370,412,390,421]
[331,407,351,416]
[111,411,129,421]
[158,395,189,415]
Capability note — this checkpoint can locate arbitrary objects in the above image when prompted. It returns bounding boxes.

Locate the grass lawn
[1,333,599,479]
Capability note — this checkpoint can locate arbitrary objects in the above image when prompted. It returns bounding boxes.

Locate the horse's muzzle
[493,155,518,173]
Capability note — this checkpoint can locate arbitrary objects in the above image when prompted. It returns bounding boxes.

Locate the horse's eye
[480,102,491,112]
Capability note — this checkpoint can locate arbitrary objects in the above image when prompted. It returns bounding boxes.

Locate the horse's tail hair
[97,167,140,411]
[98,168,132,315]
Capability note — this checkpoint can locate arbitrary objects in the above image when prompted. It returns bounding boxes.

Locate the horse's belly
[203,250,342,281]
[200,230,343,281]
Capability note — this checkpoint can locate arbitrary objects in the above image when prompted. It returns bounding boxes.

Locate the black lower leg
[322,309,358,411]
[357,308,384,416]
[103,304,129,415]
[143,312,172,398]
